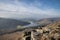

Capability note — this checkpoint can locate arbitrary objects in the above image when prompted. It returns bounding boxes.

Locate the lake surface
[0,21,38,34]
[23,21,38,27]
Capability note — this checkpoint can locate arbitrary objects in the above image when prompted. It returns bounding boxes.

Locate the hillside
[37,17,60,25]
[0,18,60,40]
[38,21,60,40]
[0,21,60,40]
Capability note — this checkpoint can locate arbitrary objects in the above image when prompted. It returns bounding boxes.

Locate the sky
[0,0,60,19]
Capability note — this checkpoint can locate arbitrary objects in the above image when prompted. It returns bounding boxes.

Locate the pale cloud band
[0,0,60,19]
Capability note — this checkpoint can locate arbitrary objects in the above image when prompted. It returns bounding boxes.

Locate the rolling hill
[37,17,60,25]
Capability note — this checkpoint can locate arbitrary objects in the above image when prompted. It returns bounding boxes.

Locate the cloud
[0,0,60,19]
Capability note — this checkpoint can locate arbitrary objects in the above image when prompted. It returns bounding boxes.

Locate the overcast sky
[0,0,60,19]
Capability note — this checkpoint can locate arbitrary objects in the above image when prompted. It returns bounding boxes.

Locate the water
[0,21,38,34]
[23,21,38,27]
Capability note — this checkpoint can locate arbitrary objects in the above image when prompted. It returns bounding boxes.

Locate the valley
[0,17,60,40]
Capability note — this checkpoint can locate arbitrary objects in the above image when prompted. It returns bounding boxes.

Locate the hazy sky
[0,0,60,19]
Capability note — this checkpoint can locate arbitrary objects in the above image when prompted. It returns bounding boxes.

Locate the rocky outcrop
[37,21,60,40]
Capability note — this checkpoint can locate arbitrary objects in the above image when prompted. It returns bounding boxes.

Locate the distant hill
[0,18,30,33]
[37,17,60,25]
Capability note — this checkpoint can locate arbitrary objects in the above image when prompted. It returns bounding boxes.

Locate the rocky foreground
[0,21,60,40]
